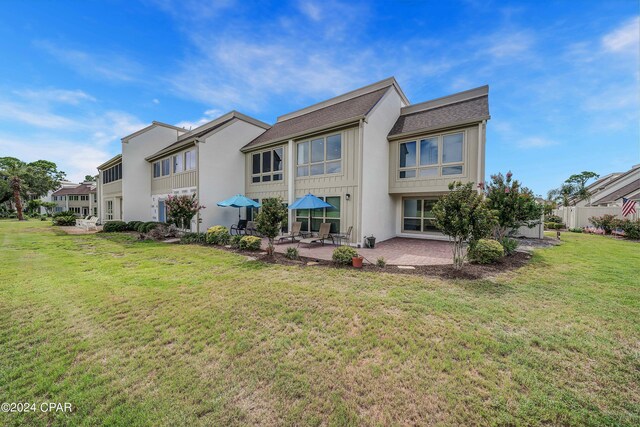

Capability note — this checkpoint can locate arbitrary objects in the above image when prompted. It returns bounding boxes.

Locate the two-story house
[51,182,98,216]
[97,77,489,245]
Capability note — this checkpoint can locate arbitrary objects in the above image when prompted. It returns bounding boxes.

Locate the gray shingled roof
[242,87,389,151]
[590,179,640,205]
[52,184,96,196]
[388,96,490,138]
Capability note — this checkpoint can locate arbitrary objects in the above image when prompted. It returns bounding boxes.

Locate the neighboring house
[51,182,97,217]
[98,77,490,245]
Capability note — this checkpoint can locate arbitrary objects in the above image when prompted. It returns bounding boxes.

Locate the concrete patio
[264,237,454,266]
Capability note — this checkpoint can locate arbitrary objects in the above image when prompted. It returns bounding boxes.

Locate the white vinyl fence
[553,206,638,229]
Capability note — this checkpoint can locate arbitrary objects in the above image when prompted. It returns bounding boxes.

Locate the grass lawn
[0,221,638,426]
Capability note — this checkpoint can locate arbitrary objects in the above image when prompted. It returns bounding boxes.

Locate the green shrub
[332,246,358,265]
[103,221,128,232]
[206,225,230,245]
[239,235,262,251]
[545,222,564,230]
[135,222,147,233]
[180,232,206,244]
[142,222,161,233]
[500,237,518,256]
[229,234,243,249]
[376,256,386,268]
[285,247,299,260]
[618,218,640,239]
[469,239,504,264]
[127,221,142,231]
[51,212,77,226]
[569,227,583,233]
[546,214,563,224]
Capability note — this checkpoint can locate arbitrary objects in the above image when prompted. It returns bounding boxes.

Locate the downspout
[195,139,200,233]
[287,139,295,227]
[357,118,365,246]
[477,120,486,194]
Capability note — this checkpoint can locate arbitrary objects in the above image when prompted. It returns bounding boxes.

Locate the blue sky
[0,0,638,195]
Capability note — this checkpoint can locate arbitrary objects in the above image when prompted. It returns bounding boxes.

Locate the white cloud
[298,1,322,21]
[152,98,160,104]
[602,16,640,53]
[13,88,96,105]
[175,109,224,130]
[0,99,79,129]
[34,40,142,82]
[484,30,535,59]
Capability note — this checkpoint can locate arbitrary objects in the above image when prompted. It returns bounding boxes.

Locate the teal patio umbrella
[217,194,261,220]
[288,193,334,232]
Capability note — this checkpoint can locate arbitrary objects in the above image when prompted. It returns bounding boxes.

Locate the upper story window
[153,158,171,178]
[103,163,122,184]
[185,150,196,170]
[296,134,341,177]
[80,195,89,201]
[399,131,464,179]
[173,153,183,173]
[252,147,283,183]
[69,195,79,201]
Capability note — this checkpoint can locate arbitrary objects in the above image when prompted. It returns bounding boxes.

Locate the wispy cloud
[602,16,640,53]
[13,88,96,105]
[34,40,142,82]
[517,136,558,149]
[175,109,223,130]
[298,0,322,21]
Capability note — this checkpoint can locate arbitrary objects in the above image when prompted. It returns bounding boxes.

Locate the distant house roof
[242,78,408,151]
[52,183,96,196]
[146,111,270,161]
[388,86,490,139]
[590,178,640,205]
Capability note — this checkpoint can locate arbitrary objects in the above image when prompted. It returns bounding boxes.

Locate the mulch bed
[248,249,532,280]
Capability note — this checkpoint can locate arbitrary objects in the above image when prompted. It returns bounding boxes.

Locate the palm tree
[0,158,28,221]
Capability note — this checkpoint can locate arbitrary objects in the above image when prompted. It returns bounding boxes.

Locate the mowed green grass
[0,221,638,426]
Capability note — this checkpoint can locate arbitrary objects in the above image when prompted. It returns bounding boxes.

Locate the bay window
[398,131,464,179]
[296,134,341,177]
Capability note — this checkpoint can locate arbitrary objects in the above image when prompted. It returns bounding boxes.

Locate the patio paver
[263,237,453,266]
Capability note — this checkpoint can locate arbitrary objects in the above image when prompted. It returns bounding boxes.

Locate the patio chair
[75,215,90,227]
[278,221,306,243]
[298,223,334,247]
[230,219,247,235]
[84,217,99,231]
[330,225,352,246]
[246,221,259,236]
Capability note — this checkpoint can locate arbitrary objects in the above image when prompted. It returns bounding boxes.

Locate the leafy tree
[485,171,544,241]
[433,182,496,270]
[565,171,599,204]
[84,175,96,182]
[255,197,288,256]
[26,199,42,215]
[40,201,57,216]
[0,157,65,221]
[547,183,575,207]
[165,194,205,230]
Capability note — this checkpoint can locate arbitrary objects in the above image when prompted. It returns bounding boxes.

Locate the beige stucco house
[97,77,490,245]
[51,182,97,217]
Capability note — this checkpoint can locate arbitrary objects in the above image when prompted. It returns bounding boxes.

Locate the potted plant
[352,254,364,268]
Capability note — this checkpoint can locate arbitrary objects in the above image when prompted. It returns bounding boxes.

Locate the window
[295,196,341,233]
[153,162,161,178]
[402,199,438,233]
[69,195,79,201]
[80,195,89,201]
[103,163,122,184]
[106,200,113,220]
[296,134,341,177]
[398,132,464,179]
[173,153,183,173]
[185,150,196,170]
[161,159,170,176]
[93,207,98,216]
[251,147,284,183]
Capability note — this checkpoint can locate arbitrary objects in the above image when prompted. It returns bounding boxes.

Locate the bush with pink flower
[165,194,205,230]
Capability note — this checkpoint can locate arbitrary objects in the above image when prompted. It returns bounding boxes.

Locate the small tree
[165,194,205,230]
[433,182,496,270]
[255,197,288,256]
[565,171,599,205]
[485,171,544,241]
[40,201,57,216]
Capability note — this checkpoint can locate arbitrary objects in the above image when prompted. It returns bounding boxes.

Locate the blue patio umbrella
[288,193,334,232]
[217,194,261,220]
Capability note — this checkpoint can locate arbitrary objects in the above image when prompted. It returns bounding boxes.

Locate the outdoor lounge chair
[330,225,352,246]
[298,222,334,247]
[83,217,99,231]
[230,219,247,235]
[75,215,90,227]
[245,221,259,236]
[278,221,306,243]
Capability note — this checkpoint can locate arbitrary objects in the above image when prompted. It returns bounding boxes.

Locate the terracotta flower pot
[352,256,364,268]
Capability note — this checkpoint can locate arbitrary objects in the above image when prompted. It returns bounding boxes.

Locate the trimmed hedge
[239,235,262,251]
[545,222,564,230]
[469,239,504,264]
[127,221,143,231]
[180,232,206,244]
[103,221,128,232]
[332,246,358,265]
[229,234,243,249]
[51,212,76,226]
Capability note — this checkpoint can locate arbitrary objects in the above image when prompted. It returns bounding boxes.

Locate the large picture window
[398,131,464,179]
[402,199,438,233]
[295,196,341,233]
[251,147,284,183]
[296,134,341,177]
